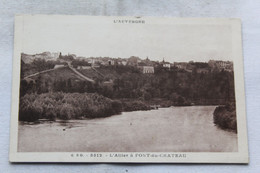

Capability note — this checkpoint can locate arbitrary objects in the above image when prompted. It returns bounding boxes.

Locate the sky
[19,15,233,62]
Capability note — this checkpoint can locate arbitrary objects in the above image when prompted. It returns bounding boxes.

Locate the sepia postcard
[9,15,249,163]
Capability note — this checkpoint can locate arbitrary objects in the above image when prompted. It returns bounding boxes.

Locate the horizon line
[21,52,233,63]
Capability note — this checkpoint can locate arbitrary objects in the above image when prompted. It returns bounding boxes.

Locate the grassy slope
[77,68,102,80]
[29,67,83,80]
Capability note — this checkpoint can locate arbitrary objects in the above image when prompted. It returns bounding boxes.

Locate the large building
[142,66,154,74]
[208,60,233,72]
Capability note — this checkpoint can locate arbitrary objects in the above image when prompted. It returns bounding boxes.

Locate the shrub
[19,99,43,122]
[19,92,123,121]
[122,100,150,112]
[213,104,237,132]
[111,100,122,114]
[59,103,77,120]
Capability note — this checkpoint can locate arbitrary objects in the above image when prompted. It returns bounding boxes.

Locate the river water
[18,106,237,152]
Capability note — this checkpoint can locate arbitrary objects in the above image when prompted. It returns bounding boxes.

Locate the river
[18,106,237,152]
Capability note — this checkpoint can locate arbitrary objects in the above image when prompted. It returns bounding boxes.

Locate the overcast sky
[20,16,233,62]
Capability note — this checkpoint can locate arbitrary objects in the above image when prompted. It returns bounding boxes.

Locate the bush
[213,103,237,132]
[19,104,41,122]
[121,100,150,112]
[111,100,123,114]
[19,92,123,121]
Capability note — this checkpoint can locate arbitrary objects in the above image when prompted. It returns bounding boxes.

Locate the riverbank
[213,103,237,133]
[18,106,237,152]
[19,92,122,121]
[19,92,234,122]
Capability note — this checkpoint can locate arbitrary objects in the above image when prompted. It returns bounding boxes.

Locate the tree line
[20,64,235,106]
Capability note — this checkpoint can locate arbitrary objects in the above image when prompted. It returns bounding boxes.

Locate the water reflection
[18,106,238,152]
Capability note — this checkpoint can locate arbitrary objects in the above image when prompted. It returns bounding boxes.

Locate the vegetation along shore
[213,103,237,132]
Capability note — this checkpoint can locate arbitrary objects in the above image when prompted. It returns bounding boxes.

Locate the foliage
[19,92,122,121]
[21,58,68,78]
[213,103,237,132]
[99,66,235,106]
[58,54,74,61]
[121,100,150,112]
[21,59,55,78]
[20,61,236,107]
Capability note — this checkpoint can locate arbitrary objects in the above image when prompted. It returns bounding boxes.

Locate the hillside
[77,68,103,80]
[28,67,83,81]
[20,63,235,106]
[19,49,236,108]
[20,67,95,96]
[90,66,235,105]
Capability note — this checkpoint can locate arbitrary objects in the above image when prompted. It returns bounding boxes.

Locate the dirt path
[24,65,95,83]
[68,66,95,83]
[24,68,59,79]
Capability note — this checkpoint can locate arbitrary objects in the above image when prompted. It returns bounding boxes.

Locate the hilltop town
[21,52,234,78]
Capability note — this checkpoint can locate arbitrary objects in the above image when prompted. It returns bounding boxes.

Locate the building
[88,58,96,65]
[122,60,127,66]
[77,66,91,70]
[163,63,171,69]
[208,60,233,72]
[174,62,188,69]
[108,60,115,65]
[217,61,233,71]
[54,64,65,69]
[161,58,171,69]
[142,66,154,74]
